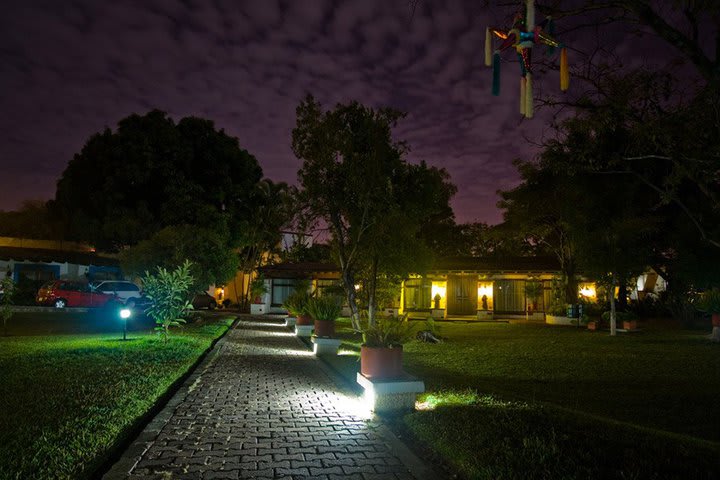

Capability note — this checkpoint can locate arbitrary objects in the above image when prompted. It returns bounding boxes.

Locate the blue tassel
[492,51,501,96]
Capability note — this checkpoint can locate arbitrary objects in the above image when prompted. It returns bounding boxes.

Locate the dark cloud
[0,0,669,224]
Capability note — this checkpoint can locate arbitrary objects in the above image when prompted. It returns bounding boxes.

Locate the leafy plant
[249,275,268,301]
[305,295,342,322]
[696,289,720,314]
[282,289,312,317]
[361,314,416,348]
[142,260,194,343]
[0,277,15,336]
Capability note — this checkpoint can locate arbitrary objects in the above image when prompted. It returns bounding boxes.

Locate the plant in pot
[360,315,416,379]
[306,295,342,338]
[601,310,638,330]
[696,289,720,342]
[283,290,312,325]
[250,276,268,304]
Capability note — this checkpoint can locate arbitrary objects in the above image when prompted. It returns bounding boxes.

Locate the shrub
[362,314,416,348]
[142,260,194,343]
[696,289,720,314]
[0,277,15,335]
[305,295,342,321]
[282,289,311,316]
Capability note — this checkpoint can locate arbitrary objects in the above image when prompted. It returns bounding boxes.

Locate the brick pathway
[105,316,431,480]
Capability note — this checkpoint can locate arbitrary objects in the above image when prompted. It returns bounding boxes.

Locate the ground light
[120,308,131,340]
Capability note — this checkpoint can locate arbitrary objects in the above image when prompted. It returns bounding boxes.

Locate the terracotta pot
[712,313,720,327]
[296,314,313,326]
[314,319,335,338]
[587,321,597,331]
[360,345,403,379]
[623,320,638,330]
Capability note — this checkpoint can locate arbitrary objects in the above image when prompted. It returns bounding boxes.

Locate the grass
[0,314,234,480]
[326,318,720,479]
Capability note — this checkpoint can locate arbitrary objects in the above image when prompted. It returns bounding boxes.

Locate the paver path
[106,316,428,480]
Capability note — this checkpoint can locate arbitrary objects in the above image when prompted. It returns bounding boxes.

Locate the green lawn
[0,314,234,480]
[327,319,720,479]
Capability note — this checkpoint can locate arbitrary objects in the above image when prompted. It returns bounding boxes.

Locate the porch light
[579,285,596,298]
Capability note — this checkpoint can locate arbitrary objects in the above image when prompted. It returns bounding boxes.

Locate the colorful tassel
[560,47,569,91]
[492,51,501,96]
[485,28,492,67]
[520,77,526,116]
[525,73,534,118]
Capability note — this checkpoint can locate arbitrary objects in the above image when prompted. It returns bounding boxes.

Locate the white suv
[91,280,142,306]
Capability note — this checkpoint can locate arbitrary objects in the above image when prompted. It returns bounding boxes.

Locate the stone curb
[290,323,438,480]
[101,316,239,480]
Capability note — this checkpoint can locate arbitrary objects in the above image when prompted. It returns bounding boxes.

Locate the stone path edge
[100,315,239,480]
[294,331,438,480]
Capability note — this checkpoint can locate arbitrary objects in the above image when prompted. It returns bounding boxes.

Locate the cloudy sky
[0,1,677,223]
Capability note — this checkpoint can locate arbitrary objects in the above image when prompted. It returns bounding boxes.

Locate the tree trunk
[563,258,578,304]
[711,327,720,342]
[367,256,378,327]
[609,274,617,336]
[617,274,628,311]
[342,269,361,331]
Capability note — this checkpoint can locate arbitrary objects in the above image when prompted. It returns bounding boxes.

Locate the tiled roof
[431,256,561,273]
[0,247,119,267]
[257,262,340,278]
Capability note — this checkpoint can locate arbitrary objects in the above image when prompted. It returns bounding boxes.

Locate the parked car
[191,293,218,310]
[90,280,142,306]
[36,280,117,308]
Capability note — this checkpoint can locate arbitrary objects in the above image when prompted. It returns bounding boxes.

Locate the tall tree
[292,96,456,328]
[51,110,263,251]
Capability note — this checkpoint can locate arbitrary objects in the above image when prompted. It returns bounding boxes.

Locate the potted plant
[601,310,638,331]
[250,276,268,304]
[360,315,416,379]
[696,289,720,341]
[283,290,311,322]
[306,295,341,338]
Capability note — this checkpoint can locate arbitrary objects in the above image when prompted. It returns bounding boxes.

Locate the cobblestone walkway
[106,316,428,480]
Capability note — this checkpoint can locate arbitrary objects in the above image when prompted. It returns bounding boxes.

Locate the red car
[36,280,117,308]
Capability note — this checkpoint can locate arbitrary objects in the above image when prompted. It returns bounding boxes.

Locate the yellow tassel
[520,77,526,115]
[525,73,534,118]
[485,28,492,67]
[560,47,570,91]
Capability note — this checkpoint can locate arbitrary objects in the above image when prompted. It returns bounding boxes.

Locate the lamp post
[120,308,131,341]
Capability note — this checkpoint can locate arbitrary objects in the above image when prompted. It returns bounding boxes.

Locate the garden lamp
[120,308,131,340]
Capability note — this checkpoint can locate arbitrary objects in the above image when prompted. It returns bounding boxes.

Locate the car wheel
[208,301,217,310]
[54,299,67,309]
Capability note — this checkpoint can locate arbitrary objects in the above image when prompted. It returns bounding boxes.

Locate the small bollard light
[120,308,131,341]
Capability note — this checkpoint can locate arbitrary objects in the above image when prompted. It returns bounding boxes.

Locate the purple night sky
[0,1,675,223]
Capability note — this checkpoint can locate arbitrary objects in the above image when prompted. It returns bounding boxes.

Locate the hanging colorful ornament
[484,0,569,118]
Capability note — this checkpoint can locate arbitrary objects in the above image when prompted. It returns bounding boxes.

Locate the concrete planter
[356,372,424,415]
[284,316,296,327]
[311,337,342,355]
[250,303,266,315]
[430,308,445,319]
[295,325,314,337]
[477,310,493,320]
